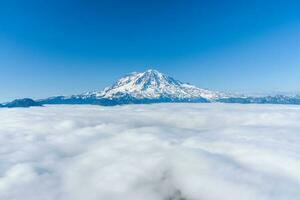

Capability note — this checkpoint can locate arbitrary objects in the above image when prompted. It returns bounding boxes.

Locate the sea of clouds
[0,103,299,200]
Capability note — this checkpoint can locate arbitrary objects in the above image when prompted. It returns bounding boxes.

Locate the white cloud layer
[0,103,300,200]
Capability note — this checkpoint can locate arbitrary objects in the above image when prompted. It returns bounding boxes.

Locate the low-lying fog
[0,103,299,200]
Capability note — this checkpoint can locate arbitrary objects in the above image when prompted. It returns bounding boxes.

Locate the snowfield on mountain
[35,69,300,106]
[38,69,224,105]
[0,103,299,200]
[3,69,300,107]
[95,69,223,100]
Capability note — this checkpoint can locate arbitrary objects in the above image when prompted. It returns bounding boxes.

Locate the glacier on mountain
[3,69,300,106]
[39,69,227,105]
[87,69,223,100]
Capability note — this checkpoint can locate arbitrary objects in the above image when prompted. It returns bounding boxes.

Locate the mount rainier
[2,69,300,107]
[39,69,228,105]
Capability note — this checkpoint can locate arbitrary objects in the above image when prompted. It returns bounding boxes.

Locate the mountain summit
[5,69,297,107]
[38,69,224,105]
[90,69,222,100]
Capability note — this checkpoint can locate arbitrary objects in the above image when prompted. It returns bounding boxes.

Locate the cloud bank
[0,103,299,200]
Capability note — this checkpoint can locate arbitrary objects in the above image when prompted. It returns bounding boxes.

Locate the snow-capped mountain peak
[25,69,300,107]
[95,69,222,100]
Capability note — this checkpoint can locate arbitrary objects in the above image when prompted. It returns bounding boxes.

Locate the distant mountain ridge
[2,69,300,107]
[1,98,42,108]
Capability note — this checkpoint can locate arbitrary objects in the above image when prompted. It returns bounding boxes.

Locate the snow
[37,69,300,105]
[0,103,299,200]
[85,69,223,100]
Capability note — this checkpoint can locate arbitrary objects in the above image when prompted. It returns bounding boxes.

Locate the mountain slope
[4,69,300,107]
[38,69,223,105]
[84,69,223,101]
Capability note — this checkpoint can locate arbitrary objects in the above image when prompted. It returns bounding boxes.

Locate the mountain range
[0,98,42,108]
[2,69,300,107]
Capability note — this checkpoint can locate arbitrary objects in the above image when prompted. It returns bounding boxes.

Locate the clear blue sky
[1,0,300,101]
